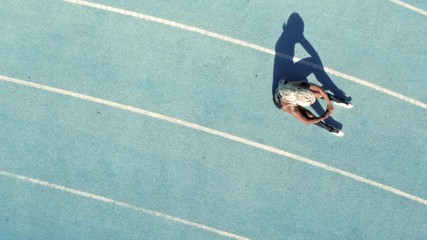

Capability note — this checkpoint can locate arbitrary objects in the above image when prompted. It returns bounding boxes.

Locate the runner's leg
[315,121,334,132]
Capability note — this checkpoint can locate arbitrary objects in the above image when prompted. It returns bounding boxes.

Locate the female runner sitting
[273,79,352,137]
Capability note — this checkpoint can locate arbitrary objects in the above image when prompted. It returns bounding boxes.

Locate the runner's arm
[286,107,330,124]
[307,83,334,114]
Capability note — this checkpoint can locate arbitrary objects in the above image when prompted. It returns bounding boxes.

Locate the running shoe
[333,101,353,109]
[331,128,344,137]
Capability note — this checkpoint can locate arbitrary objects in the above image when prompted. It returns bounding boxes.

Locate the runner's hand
[322,109,331,119]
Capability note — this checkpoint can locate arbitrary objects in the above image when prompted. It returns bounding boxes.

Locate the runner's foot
[333,101,353,109]
[330,128,344,137]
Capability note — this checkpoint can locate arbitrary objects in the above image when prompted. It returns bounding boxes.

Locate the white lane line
[1,74,426,206]
[0,170,249,240]
[390,0,427,16]
[63,0,427,110]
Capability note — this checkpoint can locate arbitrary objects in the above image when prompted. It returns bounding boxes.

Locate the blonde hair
[277,79,315,107]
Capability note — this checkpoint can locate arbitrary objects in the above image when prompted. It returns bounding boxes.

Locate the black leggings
[315,121,335,132]
[327,93,345,104]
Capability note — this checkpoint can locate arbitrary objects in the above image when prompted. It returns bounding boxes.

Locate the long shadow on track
[272,13,352,130]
